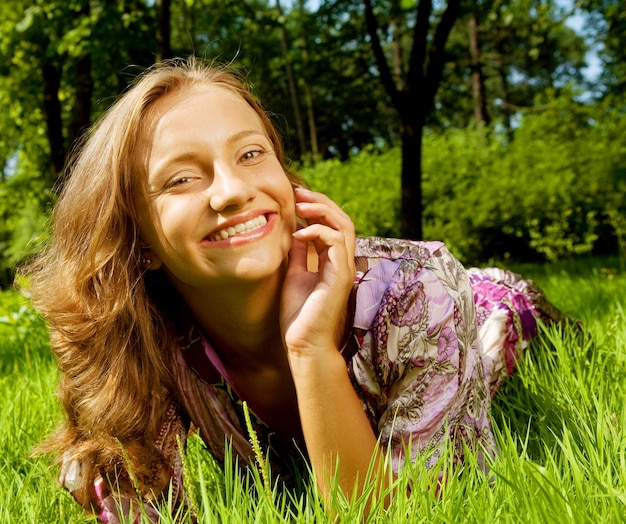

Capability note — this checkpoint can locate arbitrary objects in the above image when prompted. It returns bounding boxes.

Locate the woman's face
[136,84,297,293]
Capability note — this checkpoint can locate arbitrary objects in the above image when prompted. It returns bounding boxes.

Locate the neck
[174,271,286,369]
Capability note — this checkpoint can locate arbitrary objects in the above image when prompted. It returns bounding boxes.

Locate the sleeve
[59,400,190,523]
[371,247,495,474]
[468,266,573,395]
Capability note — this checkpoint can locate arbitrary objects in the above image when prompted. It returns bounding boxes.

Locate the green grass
[1,255,625,523]
[0,293,90,523]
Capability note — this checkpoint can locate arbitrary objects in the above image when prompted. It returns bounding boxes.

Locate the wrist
[287,344,345,380]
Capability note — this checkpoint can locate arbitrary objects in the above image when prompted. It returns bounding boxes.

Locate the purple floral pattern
[349,238,493,472]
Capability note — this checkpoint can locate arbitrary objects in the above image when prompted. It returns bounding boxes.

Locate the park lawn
[0,255,625,523]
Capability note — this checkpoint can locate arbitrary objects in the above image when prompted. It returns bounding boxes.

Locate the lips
[208,214,268,242]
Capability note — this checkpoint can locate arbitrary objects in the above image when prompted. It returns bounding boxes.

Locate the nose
[208,163,256,212]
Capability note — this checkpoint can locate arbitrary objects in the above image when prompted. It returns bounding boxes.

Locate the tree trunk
[496,47,512,139]
[276,0,307,156]
[390,19,407,91]
[297,0,319,158]
[494,19,512,139]
[400,118,423,240]
[67,53,93,152]
[303,83,319,158]
[42,62,65,180]
[468,12,490,126]
[155,0,172,62]
[363,0,461,240]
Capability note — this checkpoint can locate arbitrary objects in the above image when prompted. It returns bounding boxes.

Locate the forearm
[281,189,388,501]
[289,349,390,504]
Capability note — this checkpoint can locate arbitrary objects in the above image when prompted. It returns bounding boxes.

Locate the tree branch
[407,0,433,94]
[42,60,66,180]
[363,0,402,111]
[423,0,462,115]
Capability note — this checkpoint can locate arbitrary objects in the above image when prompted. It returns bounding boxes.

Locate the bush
[423,93,626,264]
[0,289,50,373]
[299,93,626,265]
[0,158,51,288]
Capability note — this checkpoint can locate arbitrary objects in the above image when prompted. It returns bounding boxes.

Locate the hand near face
[280,189,356,358]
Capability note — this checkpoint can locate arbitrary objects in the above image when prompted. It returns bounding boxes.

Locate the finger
[294,187,332,204]
[295,187,348,210]
[286,235,309,275]
[294,188,356,273]
[292,222,346,248]
[295,190,355,249]
[293,224,354,278]
[296,204,355,262]
[295,188,351,219]
[296,201,352,231]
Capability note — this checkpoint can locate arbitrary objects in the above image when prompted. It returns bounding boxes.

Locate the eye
[239,148,265,163]
[165,175,195,190]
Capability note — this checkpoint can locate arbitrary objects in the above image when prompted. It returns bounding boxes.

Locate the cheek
[135,206,160,248]
[261,168,296,215]
[152,200,197,244]
[281,184,298,229]
[139,199,189,256]
[273,174,297,210]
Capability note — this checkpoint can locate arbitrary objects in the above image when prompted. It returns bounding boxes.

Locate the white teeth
[211,215,267,241]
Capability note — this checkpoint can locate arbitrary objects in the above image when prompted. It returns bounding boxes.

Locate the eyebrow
[225,129,268,146]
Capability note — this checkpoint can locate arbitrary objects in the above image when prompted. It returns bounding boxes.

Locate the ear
[140,246,163,270]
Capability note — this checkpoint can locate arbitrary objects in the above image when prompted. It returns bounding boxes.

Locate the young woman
[25,57,565,522]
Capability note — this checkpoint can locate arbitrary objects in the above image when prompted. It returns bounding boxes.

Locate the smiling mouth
[209,215,268,241]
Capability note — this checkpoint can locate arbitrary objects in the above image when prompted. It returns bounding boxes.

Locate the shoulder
[355,236,446,266]
[354,236,465,286]
[352,237,469,330]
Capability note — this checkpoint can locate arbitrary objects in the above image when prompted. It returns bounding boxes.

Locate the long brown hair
[24,56,305,507]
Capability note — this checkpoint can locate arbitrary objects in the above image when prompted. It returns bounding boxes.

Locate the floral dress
[61,237,560,523]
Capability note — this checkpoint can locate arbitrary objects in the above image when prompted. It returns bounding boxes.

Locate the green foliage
[0,0,623,281]
[0,167,51,287]
[0,289,51,373]
[439,0,587,130]
[423,92,626,264]
[301,91,626,265]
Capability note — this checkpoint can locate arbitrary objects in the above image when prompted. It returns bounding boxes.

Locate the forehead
[136,84,266,166]
[150,83,260,129]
